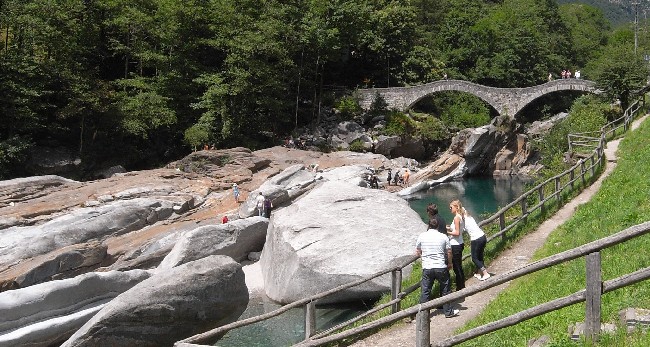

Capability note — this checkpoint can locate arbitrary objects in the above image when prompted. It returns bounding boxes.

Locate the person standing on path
[463,208,490,280]
[255,192,266,217]
[427,203,447,239]
[447,200,466,291]
[415,219,459,318]
[232,183,240,203]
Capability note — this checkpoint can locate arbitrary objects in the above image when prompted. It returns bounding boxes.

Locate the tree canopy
[0,0,647,179]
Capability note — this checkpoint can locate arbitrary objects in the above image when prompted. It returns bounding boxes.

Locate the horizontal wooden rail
[438,266,650,346]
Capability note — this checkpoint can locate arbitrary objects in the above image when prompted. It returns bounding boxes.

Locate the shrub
[336,96,362,121]
[348,139,366,152]
[383,111,416,137]
[416,116,449,141]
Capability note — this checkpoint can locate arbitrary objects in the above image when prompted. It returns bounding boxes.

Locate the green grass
[457,117,650,346]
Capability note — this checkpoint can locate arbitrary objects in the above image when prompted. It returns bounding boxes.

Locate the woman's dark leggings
[470,235,487,272]
[451,244,465,290]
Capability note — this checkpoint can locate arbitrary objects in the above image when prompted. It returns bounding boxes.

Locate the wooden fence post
[391,269,402,314]
[416,308,431,347]
[499,213,506,242]
[581,160,586,186]
[520,198,527,224]
[538,186,545,214]
[569,168,575,190]
[555,177,561,204]
[591,156,595,176]
[585,252,602,343]
[305,301,316,339]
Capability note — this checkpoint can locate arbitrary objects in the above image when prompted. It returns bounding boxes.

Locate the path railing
[175,95,646,347]
[436,222,650,346]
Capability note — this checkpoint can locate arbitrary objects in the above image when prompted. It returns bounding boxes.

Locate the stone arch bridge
[355,79,599,118]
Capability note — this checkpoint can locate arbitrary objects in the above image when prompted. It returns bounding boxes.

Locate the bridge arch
[355,79,599,118]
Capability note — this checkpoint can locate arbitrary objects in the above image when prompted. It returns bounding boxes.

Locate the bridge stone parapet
[355,79,599,118]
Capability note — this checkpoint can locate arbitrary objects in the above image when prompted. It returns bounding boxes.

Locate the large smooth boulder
[158,217,269,270]
[61,255,248,347]
[319,165,373,187]
[261,180,424,304]
[0,269,152,347]
[1,241,108,291]
[239,164,316,218]
[0,198,174,273]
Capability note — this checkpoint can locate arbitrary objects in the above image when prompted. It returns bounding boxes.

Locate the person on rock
[415,219,459,318]
[264,196,273,218]
[232,183,240,203]
[255,192,266,217]
[386,169,392,186]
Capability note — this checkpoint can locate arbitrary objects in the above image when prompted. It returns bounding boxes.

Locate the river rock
[260,180,424,304]
[319,165,373,187]
[0,269,152,347]
[0,198,174,276]
[328,121,371,150]
[374,135,401,157]
[1,241,108,291]
[61,255,248,347]
[158,217,269,270]
[25,147,82,178]
[239,165,316,218]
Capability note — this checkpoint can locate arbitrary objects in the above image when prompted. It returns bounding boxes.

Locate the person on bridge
[548,72,553,81]
[415,219,459,318]
[447,200,466,291]
[575,70,581,79]
[462,208,490,281]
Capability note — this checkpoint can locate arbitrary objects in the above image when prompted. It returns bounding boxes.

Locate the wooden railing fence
[436,222,650,347]
[175,95,646,347]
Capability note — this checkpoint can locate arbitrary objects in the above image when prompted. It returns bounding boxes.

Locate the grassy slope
[459,118,650,346]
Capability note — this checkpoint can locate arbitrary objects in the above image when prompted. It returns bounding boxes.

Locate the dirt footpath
[348,115,647,347]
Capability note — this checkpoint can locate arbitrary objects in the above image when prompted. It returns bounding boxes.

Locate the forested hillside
[0,0,646,179]
[557,0,635,27]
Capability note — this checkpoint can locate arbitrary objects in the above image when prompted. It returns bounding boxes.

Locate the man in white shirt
[415,219,459,318]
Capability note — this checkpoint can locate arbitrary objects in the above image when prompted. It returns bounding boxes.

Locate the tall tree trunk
[295,47,304,130]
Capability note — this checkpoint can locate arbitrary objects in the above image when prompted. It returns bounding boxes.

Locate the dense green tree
[587,36,647,109]
[559,3,610,68]
[0,0,639,178]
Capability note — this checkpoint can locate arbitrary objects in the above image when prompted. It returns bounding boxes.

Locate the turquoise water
[407,176,533,223]
[214,296,369,347]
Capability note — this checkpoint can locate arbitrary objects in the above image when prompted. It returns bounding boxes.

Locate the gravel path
[347,115,647,347]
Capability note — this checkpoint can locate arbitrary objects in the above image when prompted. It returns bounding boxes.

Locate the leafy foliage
[0,0,644,178]
[383,111,416,137]
[336,96,362,121]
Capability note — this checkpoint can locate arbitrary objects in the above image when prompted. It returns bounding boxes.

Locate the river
[214,176,532,347]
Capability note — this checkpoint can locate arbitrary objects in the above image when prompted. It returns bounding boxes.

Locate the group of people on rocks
[222,184,273,223]
[385,168,410,187]
[415,200,490,318]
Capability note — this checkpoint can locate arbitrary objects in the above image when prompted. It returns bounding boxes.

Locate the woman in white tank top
[463,208,490,280]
